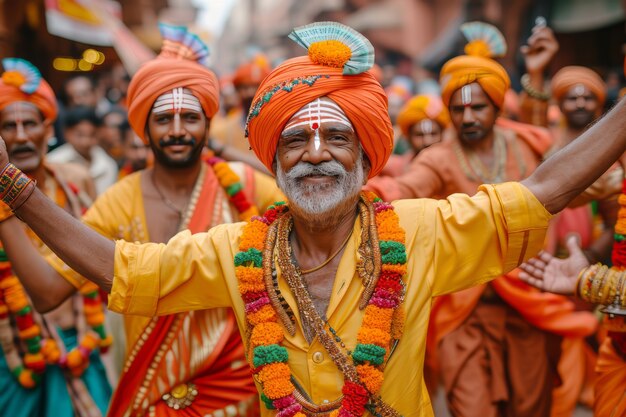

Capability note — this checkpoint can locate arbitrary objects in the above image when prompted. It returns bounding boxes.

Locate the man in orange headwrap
[0,58,111,417]
[0,24,283,417]
[3,21,626,417]
[367,22,599,417]
[210,55,272,155]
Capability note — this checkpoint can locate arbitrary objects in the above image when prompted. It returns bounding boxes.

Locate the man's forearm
[12,187,114,292]
[522,98,626,214]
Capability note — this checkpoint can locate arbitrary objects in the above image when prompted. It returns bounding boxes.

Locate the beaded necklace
[235,192,406,416]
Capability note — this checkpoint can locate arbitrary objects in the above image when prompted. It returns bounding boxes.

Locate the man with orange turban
[0,25,282,417]
[2,21,626,417]
[210,55,272,156]
[0,58,112,417]
[367,22,599,417]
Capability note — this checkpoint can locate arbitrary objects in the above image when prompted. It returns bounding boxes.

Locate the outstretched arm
[0,216,77,311]
[0,141,114,292]
[521,98,626,214]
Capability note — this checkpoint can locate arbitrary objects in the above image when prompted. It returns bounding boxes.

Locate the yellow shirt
[49,164,284,355]
[109,182,551,416]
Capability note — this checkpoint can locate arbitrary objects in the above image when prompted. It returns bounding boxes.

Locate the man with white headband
[0,24,282,416]
[1,22,626,417]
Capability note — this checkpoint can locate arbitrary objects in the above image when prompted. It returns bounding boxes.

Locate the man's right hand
[520,25,559,76]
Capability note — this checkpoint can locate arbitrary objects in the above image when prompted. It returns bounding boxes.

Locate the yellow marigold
[258,362,291,383]
[0,276,20,290]
[382,263,407,276]
[464,39,492,58]
[247,304,278,325]
[81,332,100,349]
[391,305,406,340]
[618,195,626,205]
[240,221,268,251]
[329,411,340,417]
[362,305,393,330]
[85,312,105,327]
[213,162,240,187]
[356,364,384,394]
[262,376,294,399]
[1,71,26,88]
[357,327,391,347]
[308,40,352,69]
[41,339,61,363]
[250,322,284,346]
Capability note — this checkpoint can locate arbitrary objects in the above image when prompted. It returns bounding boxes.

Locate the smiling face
[146,88,209,169]
[275,97,369,216]
[0,102,51,173]
[448,83,498,144]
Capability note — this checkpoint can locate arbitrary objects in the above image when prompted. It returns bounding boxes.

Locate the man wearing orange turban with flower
[0,58,112,417]
[0,24,283,417]
[3,21,626,417]
[367,22,599,417]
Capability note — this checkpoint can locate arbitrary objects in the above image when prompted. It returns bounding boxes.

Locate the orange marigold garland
[206,156,259,221]
[235,192,406,416]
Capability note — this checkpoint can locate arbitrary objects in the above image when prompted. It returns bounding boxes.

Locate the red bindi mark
[311,122,319,130]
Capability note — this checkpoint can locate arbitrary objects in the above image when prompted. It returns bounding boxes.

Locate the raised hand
[520,24,559,76]
[518,235,590,294]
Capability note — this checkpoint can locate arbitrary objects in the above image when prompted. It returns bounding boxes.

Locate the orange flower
[356,364,384,394]
[262,376,294,399]
[250,322,284,346]
[18,369,36,389]
[382,263,407,276]
[238,282,266,294]
[236,266,264,285]
[213,162,240,187]
[258,362,291,383]
[247,304,278,325]
[18,325,40,340]
[358,327,391,347]
[239,221,268,251]
[361,305,393,330]
[309,40,352,69]
[1,71,26,88]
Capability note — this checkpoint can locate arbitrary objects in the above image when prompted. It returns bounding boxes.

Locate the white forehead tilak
[152,87,202,114]
[283,98,353,150]
[461,85,472,105]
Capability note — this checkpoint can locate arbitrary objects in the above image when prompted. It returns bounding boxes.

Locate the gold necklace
[297,228,354,275]
[454,132,507,183]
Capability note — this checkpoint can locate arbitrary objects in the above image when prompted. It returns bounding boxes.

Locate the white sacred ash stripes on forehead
[152,87,202,114]
[283,98,353,150]
[461,84,472,106]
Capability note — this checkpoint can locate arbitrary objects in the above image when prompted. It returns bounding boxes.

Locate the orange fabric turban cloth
[396,94,449,137]
[440,55,510,108]
[551,66,606,105]
[0,75,57,122]
[232,55,271,87]
[126,58,219,143]
[246,56,393,179]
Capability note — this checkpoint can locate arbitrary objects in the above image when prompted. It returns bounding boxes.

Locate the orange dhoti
[594,337,626,417]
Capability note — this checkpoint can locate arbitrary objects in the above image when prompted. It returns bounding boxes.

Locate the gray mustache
[287,161,347,179]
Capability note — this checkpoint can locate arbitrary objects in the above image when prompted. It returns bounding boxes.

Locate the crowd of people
[0,18,624,417]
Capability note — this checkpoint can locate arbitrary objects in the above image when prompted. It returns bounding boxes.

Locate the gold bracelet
[602,268,619,305]
[579,265,597,302]
[590,265,609,304]
[521,73,551,101]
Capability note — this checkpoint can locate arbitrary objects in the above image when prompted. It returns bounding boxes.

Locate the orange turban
[396,94,449,137]
[0,69,57,122]
[125,23,219,143]
[246,56,393,178]
[440,55,510,108]
[232,55,271,87]
[551,66,606,105]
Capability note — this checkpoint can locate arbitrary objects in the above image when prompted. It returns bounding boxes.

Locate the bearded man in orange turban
[367,22,600,417]
[0,24,283,417]
[3,21,626,417]
[0,58,112,417]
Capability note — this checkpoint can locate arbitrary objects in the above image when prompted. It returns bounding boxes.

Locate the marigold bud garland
[235,192,406,416]
[205,155,259,222]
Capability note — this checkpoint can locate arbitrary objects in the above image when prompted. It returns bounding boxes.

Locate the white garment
[47,144,118,195]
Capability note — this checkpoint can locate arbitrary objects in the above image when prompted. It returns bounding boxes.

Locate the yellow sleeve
[403,182,551,296]
[252,169,285,212]
[108,223,243,316]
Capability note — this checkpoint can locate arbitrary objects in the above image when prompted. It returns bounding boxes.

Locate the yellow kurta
[49,164,283,355]
[108,182,550,417]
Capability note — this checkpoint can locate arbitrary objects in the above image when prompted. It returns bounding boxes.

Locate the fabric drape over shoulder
[246,56,394,178]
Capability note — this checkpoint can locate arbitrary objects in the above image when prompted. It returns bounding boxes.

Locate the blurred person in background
[98,106,128,167]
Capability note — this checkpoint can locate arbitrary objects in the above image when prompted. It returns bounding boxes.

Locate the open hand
[520,25,559,75]
[519,235,590,294]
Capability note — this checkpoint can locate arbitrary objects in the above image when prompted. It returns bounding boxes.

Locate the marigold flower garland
[606,179,626,353]
[205,155,259,222]
[235,192,406,416]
